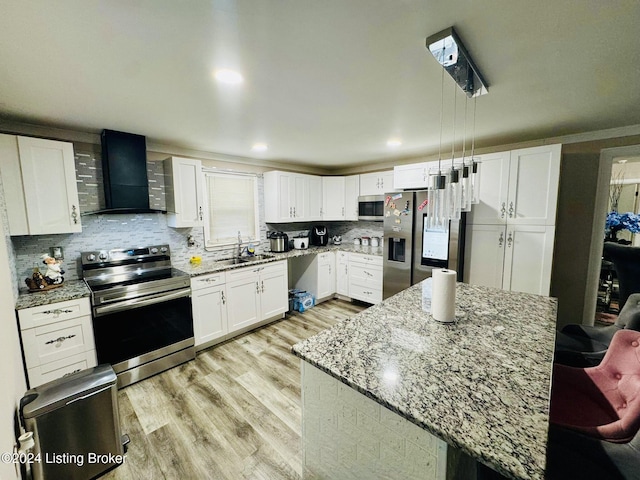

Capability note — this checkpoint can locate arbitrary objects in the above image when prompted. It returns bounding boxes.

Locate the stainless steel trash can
[20,365,128,480]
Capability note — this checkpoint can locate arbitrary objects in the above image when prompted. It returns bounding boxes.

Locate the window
[203,171,259,250]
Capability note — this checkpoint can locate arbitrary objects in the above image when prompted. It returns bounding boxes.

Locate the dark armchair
[603,242,640,311]
[555,293,640,367]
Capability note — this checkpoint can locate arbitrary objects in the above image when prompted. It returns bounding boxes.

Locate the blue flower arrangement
[606,211,640,235]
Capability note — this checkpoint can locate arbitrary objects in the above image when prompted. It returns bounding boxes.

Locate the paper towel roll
[431,269,456,323]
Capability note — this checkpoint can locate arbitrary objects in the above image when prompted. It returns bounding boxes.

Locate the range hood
[95,129,165,214]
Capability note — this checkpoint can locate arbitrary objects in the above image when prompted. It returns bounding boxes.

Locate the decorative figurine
[41,253,65,285]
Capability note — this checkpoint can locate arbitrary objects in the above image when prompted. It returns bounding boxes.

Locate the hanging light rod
[426,27,488,98]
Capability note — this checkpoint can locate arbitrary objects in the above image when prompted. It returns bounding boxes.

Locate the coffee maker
[310,225,329,246]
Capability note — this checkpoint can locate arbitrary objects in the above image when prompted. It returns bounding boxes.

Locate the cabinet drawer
[191,272,226,291]
[349,263,382,286]
[18,297,91,330]
[349,253,382,266]
[226,260,286,282]
[349,283,382,304]
[27,350,97,388]
[21,315,95,369]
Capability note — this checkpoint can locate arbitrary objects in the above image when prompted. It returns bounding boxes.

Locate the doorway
[585,145,640,325]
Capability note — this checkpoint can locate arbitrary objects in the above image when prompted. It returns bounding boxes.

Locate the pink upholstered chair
[547,330,640,478]
[550,329,640,443]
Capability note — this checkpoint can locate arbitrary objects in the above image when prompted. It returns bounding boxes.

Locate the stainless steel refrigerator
[382,190,465,299]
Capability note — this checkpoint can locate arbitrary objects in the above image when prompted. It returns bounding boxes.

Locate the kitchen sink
[214,254,275,267]
[214,257,247,267]
[240,254,274,262]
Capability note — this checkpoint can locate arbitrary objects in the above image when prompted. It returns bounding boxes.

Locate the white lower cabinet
[290,252,336,303]
[336,251,349,296]
[191,272,228,349]
[464,224,555,295]
[225,260,288,334]
[348,253,383,304]
[17,297,96,388]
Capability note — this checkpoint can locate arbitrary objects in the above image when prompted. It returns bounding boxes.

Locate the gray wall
[551,153,601,329]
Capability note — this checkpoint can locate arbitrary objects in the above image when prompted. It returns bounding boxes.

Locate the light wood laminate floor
[102,299,366,480]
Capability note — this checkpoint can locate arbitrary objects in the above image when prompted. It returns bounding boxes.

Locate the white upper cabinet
[322,175,360,221]
[359,170,396,196]
[394,162,431,190]
[344,175,360,221]
[264,171,323,223]
[506,145,561,226]
[164,156,204,228]
[0,134,81,235]
[468,145,561,226]
[303,175,323,221]
[322,176,346,220]
[467,151,511,225]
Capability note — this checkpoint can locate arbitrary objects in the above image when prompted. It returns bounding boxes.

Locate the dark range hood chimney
[99,129,164,214]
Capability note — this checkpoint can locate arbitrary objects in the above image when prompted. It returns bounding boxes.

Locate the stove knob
[99,252,108,261]
[86,254,96,262]
[150,247,159,254]
[160,246,168,253]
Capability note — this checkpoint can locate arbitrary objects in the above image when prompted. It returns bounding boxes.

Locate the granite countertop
[177,244,383,277]
[292,281,557,480]
[16,280,91,310]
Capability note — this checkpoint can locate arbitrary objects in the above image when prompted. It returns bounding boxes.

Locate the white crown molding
[2,118,640,176]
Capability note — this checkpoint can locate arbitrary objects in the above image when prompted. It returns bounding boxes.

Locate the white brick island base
[301,362,448,480]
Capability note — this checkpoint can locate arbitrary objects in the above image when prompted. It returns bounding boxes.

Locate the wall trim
[2,118,640,176]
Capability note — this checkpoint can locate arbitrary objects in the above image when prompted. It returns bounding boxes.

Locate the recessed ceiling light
[213,69,244,85]
[252,143,268,152]
[387,139,402,147]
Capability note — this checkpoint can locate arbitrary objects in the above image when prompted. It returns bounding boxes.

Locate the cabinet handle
[63,369,82,378]
[294,206,297,217]
[42,309,73,315]
[71,205,78,224]
[261,281,264,293]
[256,282,260,293]
[252,267,264,273]
[221,291,225,305]
[341,207,345,216]
[329,265,331,275]
[507,232,513,248]
[289,207,293,218]
[345,265,348,275]
[500,203,506,218]
[498,232,504,247]
[199,206,203,221]
[364,270,373,277]
[45,334,76,345]
[508,202,514,218]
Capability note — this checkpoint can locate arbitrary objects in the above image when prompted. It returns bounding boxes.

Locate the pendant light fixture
[426,42,449,230]
[470,95,481,204]
[426,27,488,215]
[447,81,462,222]
[460,95,472,212]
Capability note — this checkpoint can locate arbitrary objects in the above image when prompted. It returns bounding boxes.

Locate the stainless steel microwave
[358,195,384,221]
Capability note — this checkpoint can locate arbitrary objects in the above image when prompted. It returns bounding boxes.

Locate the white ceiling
[1,1,639,168]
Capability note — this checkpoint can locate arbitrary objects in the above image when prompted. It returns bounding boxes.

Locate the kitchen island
[292,281,557,480]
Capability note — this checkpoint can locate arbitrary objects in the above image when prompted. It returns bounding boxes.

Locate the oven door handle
[93,288,192,317]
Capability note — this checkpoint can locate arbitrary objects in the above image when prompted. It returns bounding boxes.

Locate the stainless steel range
[81,244,194,388]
